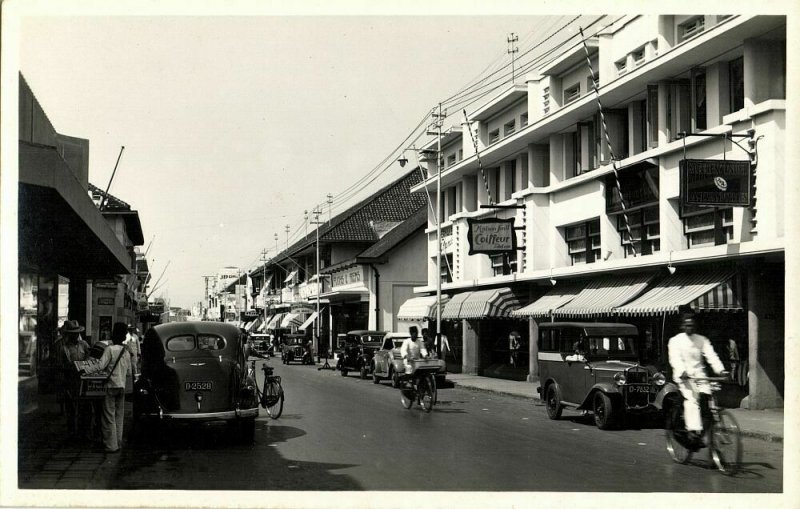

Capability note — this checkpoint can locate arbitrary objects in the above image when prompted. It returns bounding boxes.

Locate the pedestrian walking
[125,324,142,371]
[53,320,90,438]
[83,322,135,453]
[509,331,521,367]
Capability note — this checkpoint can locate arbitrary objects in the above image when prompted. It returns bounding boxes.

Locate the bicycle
[398,359,441,412]
[250,359,284,419]
[665,375,742,474]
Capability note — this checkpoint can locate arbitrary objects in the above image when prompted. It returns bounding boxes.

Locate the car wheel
[593,391,617,430]
[390,368,400,389]
[340,368,348,377]
[372,364,381,384]
[359,365,368,380]
[545,384,563,420]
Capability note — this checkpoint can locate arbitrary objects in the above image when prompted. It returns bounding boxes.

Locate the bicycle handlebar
[680,375,729,382]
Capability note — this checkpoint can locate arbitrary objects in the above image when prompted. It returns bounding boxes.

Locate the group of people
[54,320,140,453]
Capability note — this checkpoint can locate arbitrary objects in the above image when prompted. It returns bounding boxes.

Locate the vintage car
[536,322,668,430]
[282,333,312,365]
[132,321,259,441]
[248,333,274,358]
[372,332,446,387]
[335,330,385,378]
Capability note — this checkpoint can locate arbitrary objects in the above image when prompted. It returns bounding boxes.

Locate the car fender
[653,382,682,410]
[540,378,560,400]
[578,383,620,409]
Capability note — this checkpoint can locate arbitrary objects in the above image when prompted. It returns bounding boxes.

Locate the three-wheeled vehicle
[132,321,259,442]
[335,330,385,378]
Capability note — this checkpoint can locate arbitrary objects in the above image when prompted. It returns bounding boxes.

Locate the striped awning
[553,273,655,317]
[244,317,262,332]
[265,312,286,330]
[281,312,306,328]
[256,319,268,332]
[397,295,451,321]
[512,283,585,318]
[442,287,522,320]
[298,311,319,331]
[615,269,742,316]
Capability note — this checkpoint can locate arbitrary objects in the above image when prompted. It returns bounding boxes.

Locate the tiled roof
[356,207,427,261]
[88,182,131,211]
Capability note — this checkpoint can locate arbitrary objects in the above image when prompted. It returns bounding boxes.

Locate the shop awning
[265,312,286,330]
[281,312,307,328]
[298,311,319,332]
[284,270,297,283]
[397,295,451,321]
[512,283,585,318]
[442,287,522,320]
[244,317,262,332]
[552,273,655,317]
[615,269,742,316]
[256,320,268,332]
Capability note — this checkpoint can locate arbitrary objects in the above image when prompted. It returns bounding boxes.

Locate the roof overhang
[540,38,599,76]
[469,84,528,122]
[19,142,132,278]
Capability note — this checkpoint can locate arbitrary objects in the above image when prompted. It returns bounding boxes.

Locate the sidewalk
[447,373,784,443]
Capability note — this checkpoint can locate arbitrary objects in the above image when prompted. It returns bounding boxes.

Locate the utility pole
[304,210,309,238]
[285,224,290,251]
[311,207,323,362]
[202,275,215,320]
[507,33,519,84]
[261,249,269,331]
[426,104,446,358]
[274,233,279,256]
[326,194,333,224]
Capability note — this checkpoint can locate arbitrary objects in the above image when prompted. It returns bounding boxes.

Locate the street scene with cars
[9,9,790,507]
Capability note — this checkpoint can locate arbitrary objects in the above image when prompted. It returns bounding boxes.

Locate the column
[527,317,539,382]
[745,264,784,409]
[462,319,480,375]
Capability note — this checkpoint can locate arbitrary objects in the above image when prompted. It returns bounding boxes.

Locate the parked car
[132,321,259,442]
[283,333,312,364]
[536,322,668,430]
[372,332,446,387]
[335,330,385,378]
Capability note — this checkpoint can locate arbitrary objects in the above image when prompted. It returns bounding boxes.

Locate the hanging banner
[466,218,517,255]
[680,159,751,207]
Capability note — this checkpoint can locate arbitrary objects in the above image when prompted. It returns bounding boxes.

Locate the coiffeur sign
[680,159,751,207]
[466,218,517,255]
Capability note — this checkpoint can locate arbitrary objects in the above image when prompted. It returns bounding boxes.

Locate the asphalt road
[114,356,783,492]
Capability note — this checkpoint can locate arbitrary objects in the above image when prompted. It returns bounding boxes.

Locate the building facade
[410,15,785,408]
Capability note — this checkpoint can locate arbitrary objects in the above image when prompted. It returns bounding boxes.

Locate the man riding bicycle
[668,312,728,448]
[400,326,429,376]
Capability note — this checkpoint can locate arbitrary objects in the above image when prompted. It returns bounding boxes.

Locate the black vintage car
[335,330,385,379]
[132,321,259,442]
[282,333,312,365]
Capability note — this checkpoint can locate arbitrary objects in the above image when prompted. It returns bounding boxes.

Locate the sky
[12,4,593,308]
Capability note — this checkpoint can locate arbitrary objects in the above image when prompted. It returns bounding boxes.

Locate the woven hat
[63,320,85,333]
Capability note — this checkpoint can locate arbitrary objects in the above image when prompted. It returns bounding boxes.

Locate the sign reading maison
[466,218,517,255]
[680,159,751,207]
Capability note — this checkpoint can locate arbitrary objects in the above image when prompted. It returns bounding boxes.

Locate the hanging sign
[680,159,751,207]
[466,218,517,255]
[606,164,659,214]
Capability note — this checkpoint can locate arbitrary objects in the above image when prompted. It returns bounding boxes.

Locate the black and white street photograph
[1,2,795,508]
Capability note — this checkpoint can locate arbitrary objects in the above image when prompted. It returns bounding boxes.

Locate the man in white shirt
[400,326,428,375]
[668,313,728,445]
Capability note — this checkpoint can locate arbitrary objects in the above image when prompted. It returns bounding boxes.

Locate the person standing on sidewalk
[53,320,90,437]
[84,322,134,453]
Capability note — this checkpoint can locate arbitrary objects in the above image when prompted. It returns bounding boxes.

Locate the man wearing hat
[53,320,90,437]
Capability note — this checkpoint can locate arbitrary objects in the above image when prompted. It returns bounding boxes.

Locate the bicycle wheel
[665,403,693,464]
[419,375,434,413]
[264,379,284,419]
[400,387,414,409]
[711,410,742,474]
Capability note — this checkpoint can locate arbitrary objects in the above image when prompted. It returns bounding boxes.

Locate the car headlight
[652,372,666,386]
[613,372,626,386]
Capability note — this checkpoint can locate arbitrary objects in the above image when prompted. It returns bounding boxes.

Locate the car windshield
[585,335,638,359]
[359,335,384,344]
[392,339,406,349]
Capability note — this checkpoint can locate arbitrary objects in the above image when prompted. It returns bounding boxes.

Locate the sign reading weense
[466,218,517,255]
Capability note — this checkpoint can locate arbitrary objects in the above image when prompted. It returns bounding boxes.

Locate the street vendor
[53,320,90,438]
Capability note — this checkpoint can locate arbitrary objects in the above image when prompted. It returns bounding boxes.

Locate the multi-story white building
[410,15,786,409]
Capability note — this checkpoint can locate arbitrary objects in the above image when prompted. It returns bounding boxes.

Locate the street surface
[28,357,784,492]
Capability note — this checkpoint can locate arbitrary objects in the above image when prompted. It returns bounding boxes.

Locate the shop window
[617,206,660,257]
[565,219,601,265]
[564,83,581,105]
[489,128,500,145]
[490,252,517,277]
[692,68,707,131]
[729,57,744,113]
[440,253,453,284]
[615,59,628,77]
[565,131,579,179]
[504,119,516,136]
[542,87,550,115]
[520,112,528,127]
[682,205,734,248]
[679,17,705,42]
